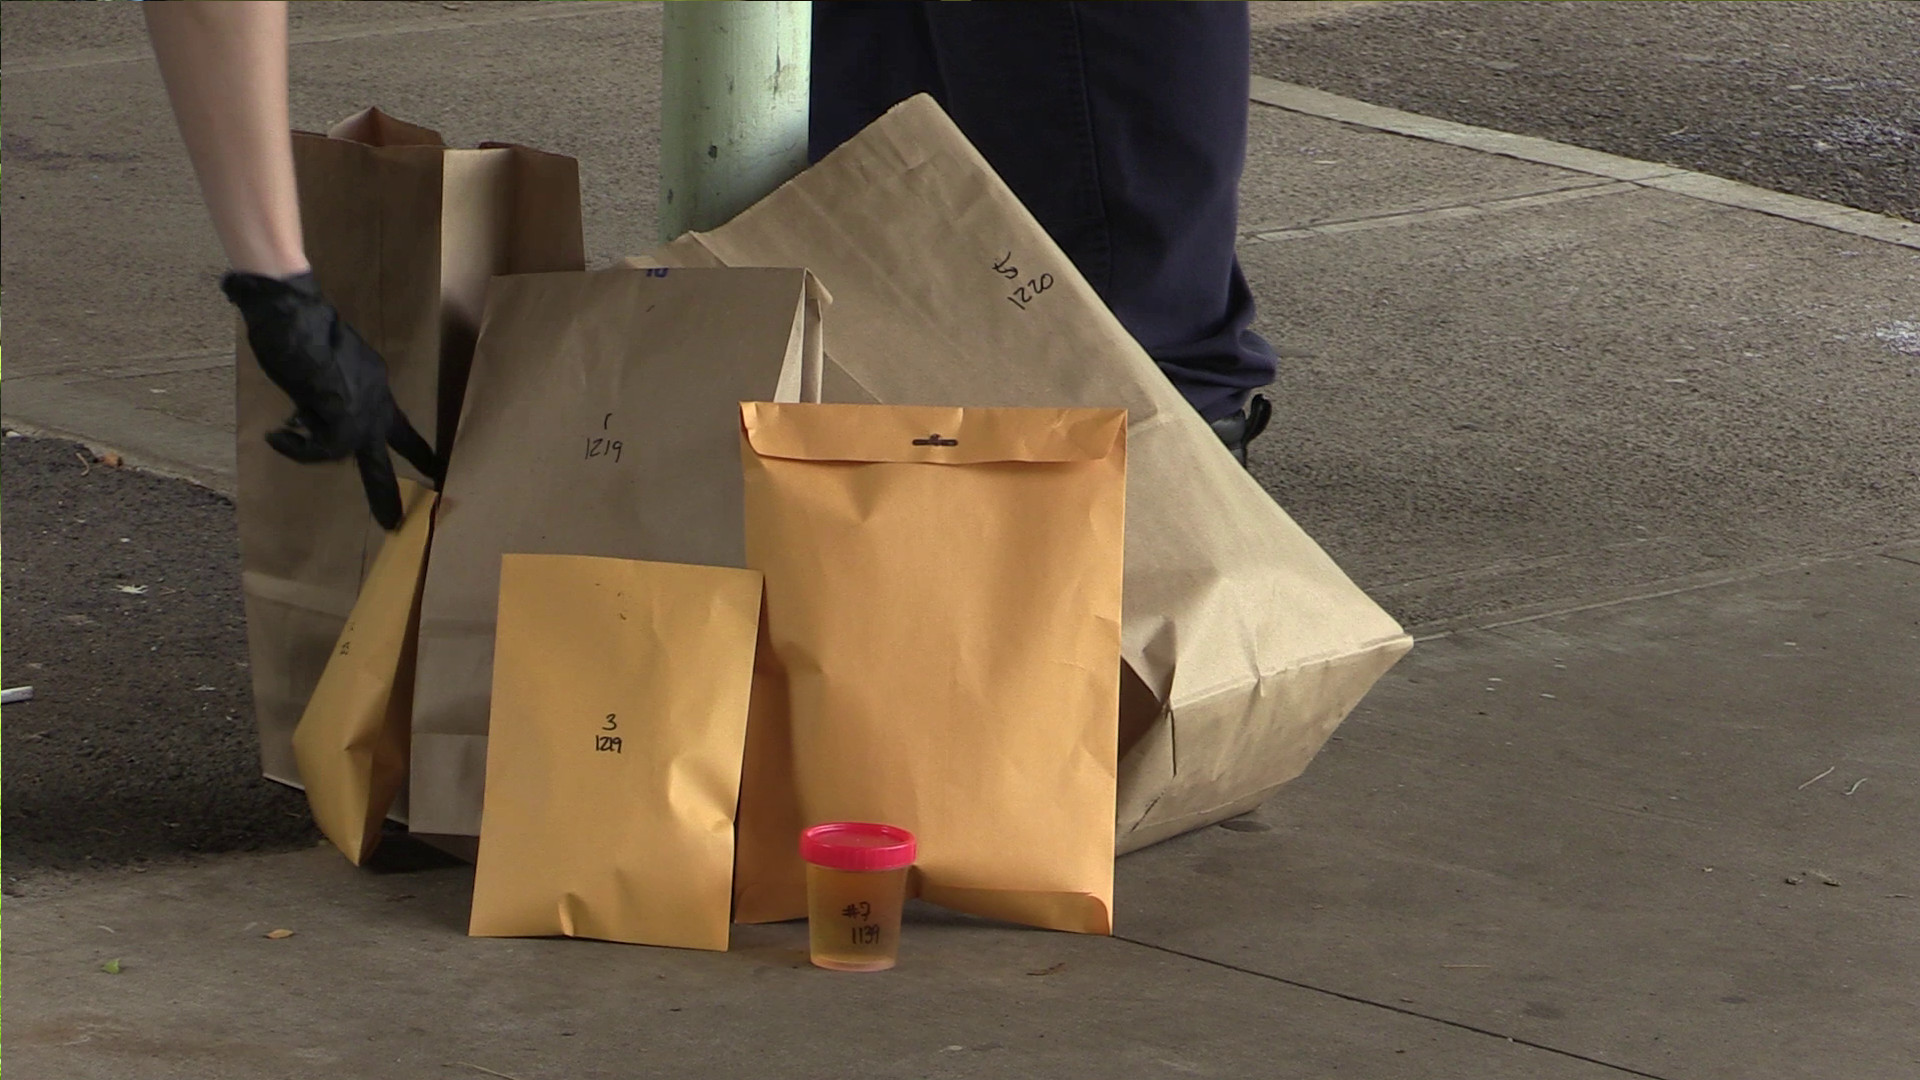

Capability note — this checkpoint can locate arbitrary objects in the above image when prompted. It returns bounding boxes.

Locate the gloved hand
[221,271,441,530]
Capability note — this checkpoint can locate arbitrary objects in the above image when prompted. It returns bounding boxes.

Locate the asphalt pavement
[1253,0,1920,222]
[3,3,1917,1078]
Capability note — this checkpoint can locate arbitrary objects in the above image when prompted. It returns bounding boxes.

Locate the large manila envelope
[737,402,1127,933]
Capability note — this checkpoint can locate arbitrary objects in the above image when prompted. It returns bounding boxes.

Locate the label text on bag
[586,412,624,464]
[596,712,622,754]
[993,251,1053,312]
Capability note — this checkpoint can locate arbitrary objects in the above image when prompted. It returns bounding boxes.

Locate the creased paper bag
[239,107,582,786]
[469,555,763,951]
[410,268,824,844]
[738,402,1127,933]
[291,482,435,865]
[639,95,1411,854]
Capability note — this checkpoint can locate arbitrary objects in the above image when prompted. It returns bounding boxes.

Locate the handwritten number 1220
[994,252,1052,311]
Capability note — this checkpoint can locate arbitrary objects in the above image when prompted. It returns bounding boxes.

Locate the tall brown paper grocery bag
[639,95,1412,854]
[409,268,825,844]
[238,108,582,787]
[469,555,763,951]
[291,483,436,865]
[738,402,1127,933]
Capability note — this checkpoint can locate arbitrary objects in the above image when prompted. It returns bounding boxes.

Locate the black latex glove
[221,271,441,530]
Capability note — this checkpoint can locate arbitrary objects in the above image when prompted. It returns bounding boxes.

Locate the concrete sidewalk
[4,3,1917,1078]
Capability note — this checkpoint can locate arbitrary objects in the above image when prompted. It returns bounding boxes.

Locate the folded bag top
[741,402,1123,466]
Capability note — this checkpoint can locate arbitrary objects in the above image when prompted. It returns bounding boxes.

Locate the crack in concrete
[1112,935,1681,1080]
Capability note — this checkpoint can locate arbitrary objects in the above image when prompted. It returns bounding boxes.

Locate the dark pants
[810,1,1275,422]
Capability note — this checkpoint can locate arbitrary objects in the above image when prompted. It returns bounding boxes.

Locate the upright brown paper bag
[239,108,582,787]
[739,402,1127,933]
[291,483,436,865]
[470,556,762,951]
[409,268,824,843]
[641,95,1411,853]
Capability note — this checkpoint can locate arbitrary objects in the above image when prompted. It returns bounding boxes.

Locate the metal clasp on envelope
[912,434,959,447]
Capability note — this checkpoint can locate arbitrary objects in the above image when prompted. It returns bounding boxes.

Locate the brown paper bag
[408,268,825,842]
[291,483,436,865]
[738,402,1127,933]
[239,108,582,787]
[469,555,762,951]
[639,95,1411,854]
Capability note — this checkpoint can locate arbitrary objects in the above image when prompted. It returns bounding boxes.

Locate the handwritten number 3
[603,714,618,732]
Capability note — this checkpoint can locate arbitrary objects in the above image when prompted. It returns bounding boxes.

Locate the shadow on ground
[2,436,315,888]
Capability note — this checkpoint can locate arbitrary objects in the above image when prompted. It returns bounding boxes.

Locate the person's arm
[145,1,440,528]
[144,1,307,277]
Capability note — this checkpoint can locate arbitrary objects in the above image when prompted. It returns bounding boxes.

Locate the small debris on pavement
[97,451,123,468]
[264,928,296,940]
[1026,962,1067,976]
[101,958,123,974]
[1796,765,1835,790]
[1844,778,1866,796]
[115,584,150,595]
[1,686,36,705]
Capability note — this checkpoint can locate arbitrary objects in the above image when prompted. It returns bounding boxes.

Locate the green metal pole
[659,1,812,242]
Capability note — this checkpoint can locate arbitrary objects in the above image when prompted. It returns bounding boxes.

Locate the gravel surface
[1253,0,1920,222]
[2,436,316,889]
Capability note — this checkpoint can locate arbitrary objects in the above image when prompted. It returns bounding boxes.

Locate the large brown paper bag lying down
[737,402,1127,933]
[469,556,762,952]
[291,483,436,865]
[409,267,825,846]
[238,107,582,787]
[638,94,1412,853]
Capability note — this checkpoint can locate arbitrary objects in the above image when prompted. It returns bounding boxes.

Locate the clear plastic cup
[800,822,917,972]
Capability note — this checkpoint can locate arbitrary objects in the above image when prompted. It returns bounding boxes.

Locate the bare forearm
[145,0,307,276]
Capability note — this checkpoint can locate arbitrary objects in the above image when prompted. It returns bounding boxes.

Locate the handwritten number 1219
[994,252,1052,311]
[587,412,623,463]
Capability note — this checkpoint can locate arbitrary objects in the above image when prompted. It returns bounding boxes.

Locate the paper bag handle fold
[325,106,446,148]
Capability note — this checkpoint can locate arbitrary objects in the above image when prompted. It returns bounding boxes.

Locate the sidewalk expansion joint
[1404,539,1920,642]
[1241,180,1637,243]
[1113,935,1680,1080]
[1250,76,1920,251]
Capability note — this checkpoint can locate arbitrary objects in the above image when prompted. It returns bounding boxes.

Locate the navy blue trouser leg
[810,1,1275,422]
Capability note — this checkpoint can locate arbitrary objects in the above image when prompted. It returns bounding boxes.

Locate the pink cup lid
[800,822,917,872]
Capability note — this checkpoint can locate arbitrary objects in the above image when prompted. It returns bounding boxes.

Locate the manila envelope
[469,555,763,952]
[738,402,1126,933]
[291,482,436,865]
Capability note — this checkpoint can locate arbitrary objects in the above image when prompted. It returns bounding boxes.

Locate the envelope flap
[741,402,1125,465]
[325,107,446,147]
